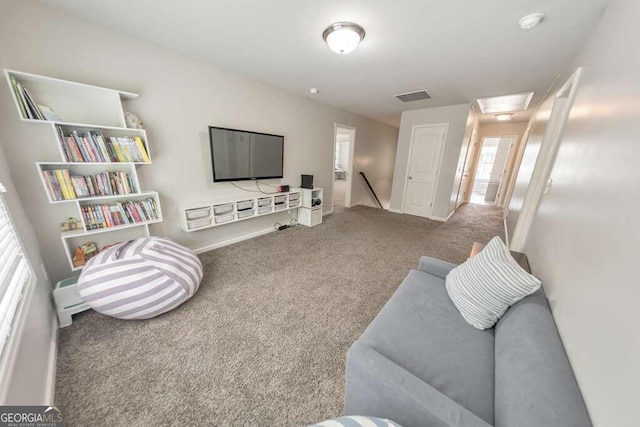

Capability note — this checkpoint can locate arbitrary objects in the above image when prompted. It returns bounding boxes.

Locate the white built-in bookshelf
[4,69,162,272]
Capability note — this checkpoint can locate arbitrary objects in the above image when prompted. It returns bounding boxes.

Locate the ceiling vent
[394,90,432,102]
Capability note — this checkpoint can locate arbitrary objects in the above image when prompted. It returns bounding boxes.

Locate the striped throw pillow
[446,236,541,329]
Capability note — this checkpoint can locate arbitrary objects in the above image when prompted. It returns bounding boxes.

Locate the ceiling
[40,0,607,127]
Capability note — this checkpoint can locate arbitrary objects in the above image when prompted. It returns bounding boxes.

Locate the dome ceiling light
[322,22,366,54]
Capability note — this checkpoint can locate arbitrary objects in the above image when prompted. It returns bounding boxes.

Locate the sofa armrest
[345,341,492,427]
[417,256,457,279]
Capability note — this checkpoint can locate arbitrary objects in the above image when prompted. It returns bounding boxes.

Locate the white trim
[349,202,365,208]
[429,209,455,222]
[400,122,449,218]
[388,207,403,214]
[510,68,583,251]
[192,227,276,254]
[322,209,333,216]
[332,123,356,211]
[44,313,58,405]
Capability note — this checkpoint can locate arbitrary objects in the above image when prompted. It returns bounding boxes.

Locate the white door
[457,130,478,208]
[403,124,447,218]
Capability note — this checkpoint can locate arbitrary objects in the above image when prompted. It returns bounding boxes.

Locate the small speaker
[301,174,314,189]
[278,185,290,192]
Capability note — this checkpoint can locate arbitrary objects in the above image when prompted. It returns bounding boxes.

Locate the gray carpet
[55,204,504,426]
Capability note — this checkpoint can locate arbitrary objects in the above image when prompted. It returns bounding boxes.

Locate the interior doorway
[469,137,515,205]
[332,124,355,213]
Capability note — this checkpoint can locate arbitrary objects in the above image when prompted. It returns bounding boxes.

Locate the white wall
[511,0,640,425]
[0,142,57,405]
[389,104,471,218]
[0,0,398,285]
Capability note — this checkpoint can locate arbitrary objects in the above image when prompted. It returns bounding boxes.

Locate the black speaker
[301,174,314,189]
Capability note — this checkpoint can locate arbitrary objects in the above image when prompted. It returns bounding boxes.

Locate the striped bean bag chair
[77,237,202,320]
[309,416,401,427]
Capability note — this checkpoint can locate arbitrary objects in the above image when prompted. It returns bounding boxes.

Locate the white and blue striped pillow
[446,236,541,330]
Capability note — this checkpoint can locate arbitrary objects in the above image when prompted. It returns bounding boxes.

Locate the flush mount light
[322,22,366,54]
[495,113,514,121]
[519,13,545,29]
[309,88,320,94]
[476,91,535,114]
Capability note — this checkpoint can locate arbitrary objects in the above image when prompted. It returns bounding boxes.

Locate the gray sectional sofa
[344,256,591,427]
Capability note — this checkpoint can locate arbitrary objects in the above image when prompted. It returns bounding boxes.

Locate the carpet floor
[55,204,504,426]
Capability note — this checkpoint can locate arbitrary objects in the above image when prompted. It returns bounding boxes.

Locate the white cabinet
[298,187,323,227]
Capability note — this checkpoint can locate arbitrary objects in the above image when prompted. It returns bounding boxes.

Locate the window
[0,184,33,358]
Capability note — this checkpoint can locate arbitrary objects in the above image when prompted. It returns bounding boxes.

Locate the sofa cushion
[494,289,592,427]
[446,236,541,329]
[359,269,495,425]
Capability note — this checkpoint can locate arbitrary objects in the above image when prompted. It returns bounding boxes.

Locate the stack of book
[9,76,46,120]
[41,169,139,201]
[80,198,160,230]
[56,126,150,163]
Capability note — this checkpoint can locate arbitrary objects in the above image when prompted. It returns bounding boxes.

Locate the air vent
[394,90,432,102]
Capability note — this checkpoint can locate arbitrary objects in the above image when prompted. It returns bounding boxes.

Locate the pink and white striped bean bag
[77,237,202,320]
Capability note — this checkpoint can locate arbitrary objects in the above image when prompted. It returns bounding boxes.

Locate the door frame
[466,134,518,206]
[455,129,478,209]
[400,122,449,218]
[331,123,356,212]
[509,68,583,250]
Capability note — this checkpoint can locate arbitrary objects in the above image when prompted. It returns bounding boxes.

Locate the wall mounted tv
[209,126,284,182]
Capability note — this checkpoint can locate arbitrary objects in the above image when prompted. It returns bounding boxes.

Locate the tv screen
[209,126,284,182]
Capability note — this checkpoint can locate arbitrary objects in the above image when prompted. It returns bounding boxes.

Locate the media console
[179,189,302,232]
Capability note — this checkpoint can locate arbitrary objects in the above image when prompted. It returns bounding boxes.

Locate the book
[10,76,28,119]
[20,85,44,120]
[37,105,61,122]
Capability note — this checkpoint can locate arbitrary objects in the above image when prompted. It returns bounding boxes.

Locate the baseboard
[322,209,333,216]
[44,313,58,405]
[193,227,276,254]
[348,202,364,208]
[388,208,402,214]
[429,210,455,222]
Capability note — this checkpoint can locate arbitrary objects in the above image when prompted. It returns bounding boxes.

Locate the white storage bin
[258,206,272,215]
[274,203,287,211]
[237,200,254,211]
[274,195,287,205]
[258,197,272,207]
[188,217,212,230]
[185,207,211,221]
[214,213,235,224]
[289,200,300,208]
[237,209,255,219]
[288,192,300,201]
[213,203,234,216]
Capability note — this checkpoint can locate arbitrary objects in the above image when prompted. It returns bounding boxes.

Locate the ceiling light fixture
[309,88,320,94]
[495,113,514,121]
[476,91,535,114]
[322,22,366,54]
[519,13,545,30]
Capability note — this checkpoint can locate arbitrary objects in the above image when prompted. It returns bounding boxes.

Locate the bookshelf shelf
[5,69,162,273]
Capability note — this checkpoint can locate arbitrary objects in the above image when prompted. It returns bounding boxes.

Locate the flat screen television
[209,126,284,182]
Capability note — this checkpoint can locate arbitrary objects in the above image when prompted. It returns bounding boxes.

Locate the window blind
[0,186,32,357]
